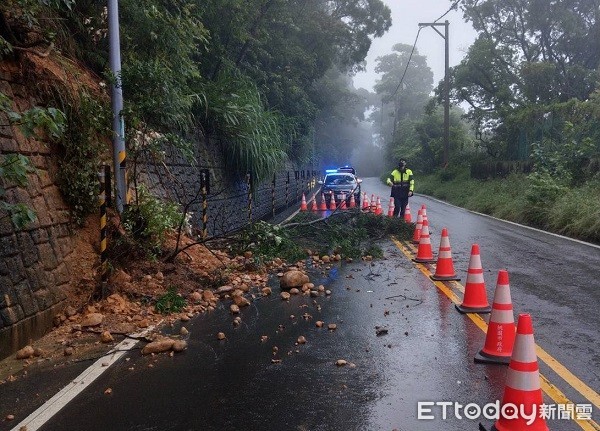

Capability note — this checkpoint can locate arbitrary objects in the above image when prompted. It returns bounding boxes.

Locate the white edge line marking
[11,326,155,431]
[417,193,600,250]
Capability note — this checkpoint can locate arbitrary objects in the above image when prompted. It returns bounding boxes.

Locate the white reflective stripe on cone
[511,334,537,362]
[438,249,452,258]
[494,285,512,304]
[466,272,485,283]
[490,310,514,324]
[468,254,482,269]
[506,369,541,391]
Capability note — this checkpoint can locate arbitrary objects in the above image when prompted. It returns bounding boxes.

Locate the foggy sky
[353,0,479,92]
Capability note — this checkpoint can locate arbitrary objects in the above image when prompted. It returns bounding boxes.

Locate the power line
[391,27,422,97]
[389,0,461,98]
[434,0,461,23]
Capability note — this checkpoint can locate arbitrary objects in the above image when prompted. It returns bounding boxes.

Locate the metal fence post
[285,171,289,208]
[271,173,276,218]
[246,173,253,224]
[200,170,209,239]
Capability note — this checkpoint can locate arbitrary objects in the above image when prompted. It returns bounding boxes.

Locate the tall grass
[419,167,600,244]
[198,72,292,184]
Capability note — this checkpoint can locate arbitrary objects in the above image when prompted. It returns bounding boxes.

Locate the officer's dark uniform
[386,159,414,218]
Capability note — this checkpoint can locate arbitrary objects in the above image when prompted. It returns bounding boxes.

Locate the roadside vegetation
[418,168,600,244]
[234,212,413,265]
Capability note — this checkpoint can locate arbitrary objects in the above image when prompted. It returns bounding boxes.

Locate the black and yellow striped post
[200,170,208,240]
[98,165,108,296]
[246,173,253,224]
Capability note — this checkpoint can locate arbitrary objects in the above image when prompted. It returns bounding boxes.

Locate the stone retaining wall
[1,69,73,358]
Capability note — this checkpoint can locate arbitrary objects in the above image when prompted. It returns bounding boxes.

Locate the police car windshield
[325,174,356,185]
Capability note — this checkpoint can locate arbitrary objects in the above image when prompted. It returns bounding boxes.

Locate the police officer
[386,158,414,218]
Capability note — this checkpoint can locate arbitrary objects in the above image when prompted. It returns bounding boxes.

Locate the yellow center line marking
[392,236,600,430]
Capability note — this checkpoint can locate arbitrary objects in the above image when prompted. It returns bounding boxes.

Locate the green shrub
[523,172,569,228]
[155,287,186,314]
[123,185,183,254]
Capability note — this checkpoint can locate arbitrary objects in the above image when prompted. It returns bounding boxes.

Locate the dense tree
[453,0,600,161]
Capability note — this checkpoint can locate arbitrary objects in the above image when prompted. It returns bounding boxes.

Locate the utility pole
[418,20,450,167]
[107,0,127,213]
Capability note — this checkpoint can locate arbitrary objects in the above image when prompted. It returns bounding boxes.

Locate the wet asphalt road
[2,177,599,431]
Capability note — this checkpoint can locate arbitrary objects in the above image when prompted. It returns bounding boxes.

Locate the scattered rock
[289,288,300,295]
[216,285,234,295]
[217,332,226,340]
[100,331,114,343]
[65,305,77,317]
[137,319,150,328]
[230,304,240,314]
[261,335,268,342]
[279,270,310,290]
[141,339,175,355]
[280,292,291,300]
[321,255,331,263]
[261,287,272,296]
[189,291,202,303]
[110,269,132,285]
[315,321,324,328]
[335,359,347,367]
[328,323,337,331]
[5,414,15,421]
[172,340,187,352]
[233,295,250,307]
[180,327,189,336]
[325,290,332,295]
[375,327,388,336]
[16,345,34,360]
[104,388,112,395]
[81,313,104,327]
[297,336,306,344]
[233,316,242,326]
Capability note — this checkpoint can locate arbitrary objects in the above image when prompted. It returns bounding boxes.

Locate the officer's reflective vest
[389,168,414,191]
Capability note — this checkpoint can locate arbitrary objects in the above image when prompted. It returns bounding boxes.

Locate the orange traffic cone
[362,192,369,211]
[413,219,436,263]
[412,209,423,244]
[339,192,347,210]
[319,193,327,211]
[329,191,336,211]
[370,194,376,213]
[455,244,492,314]
[375,197,383,215]
[300,193,308,211]
[310,197,318,212]
[349,193,356,208]
[420,204,427,222]
[475,270,515,365]
[490,314,549,431]
[430,228,460,281]
[387,199,395,217]
[404,203,412,223]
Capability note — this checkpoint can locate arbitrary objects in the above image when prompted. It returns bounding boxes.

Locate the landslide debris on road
[1,211,412,384]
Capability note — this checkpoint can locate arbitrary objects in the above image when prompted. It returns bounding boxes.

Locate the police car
[318,167,361,207]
